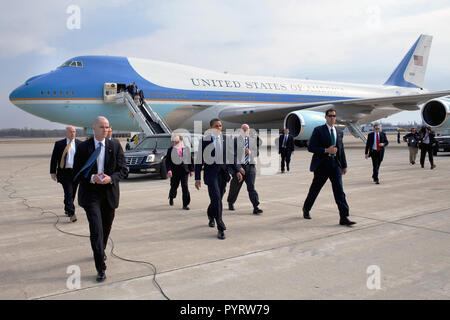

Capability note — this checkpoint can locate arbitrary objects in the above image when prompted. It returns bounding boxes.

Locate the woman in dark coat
[165,134,194,210]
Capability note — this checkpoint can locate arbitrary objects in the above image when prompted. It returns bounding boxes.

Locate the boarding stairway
[118,92,171,136]
[345,121,367,143]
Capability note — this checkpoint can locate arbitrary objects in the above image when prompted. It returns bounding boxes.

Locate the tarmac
[0,134,449,300]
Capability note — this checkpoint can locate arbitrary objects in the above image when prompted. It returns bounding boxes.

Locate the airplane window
[59,91,63,95]
[76,61,82,67]
[53,91,56,95]
[59,60,71,67]
[65,91,69,95]
[40,91,44,95]
[71,91,75,95]
[47,91,50,95]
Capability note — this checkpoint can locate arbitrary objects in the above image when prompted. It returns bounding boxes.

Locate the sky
[1,0,449,129]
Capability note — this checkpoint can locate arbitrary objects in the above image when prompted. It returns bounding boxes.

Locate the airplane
[9,34,450,146]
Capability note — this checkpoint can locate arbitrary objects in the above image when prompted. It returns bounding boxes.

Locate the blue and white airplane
[9,34,450,144]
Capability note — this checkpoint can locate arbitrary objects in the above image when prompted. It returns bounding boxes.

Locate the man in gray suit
[227,124,263,215]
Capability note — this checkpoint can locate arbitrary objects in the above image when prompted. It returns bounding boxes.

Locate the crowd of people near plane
[49,112,440,281]
[126,82,145,107]
[402,125,437,169]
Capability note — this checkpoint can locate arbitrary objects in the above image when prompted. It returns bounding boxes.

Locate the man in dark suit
[419,126,436,169]
[227,124,263,214]
[302,108,355,226]
[73,116,127,282]
[279,128,295,173]
[50,126,81,222]
[365,123,389,184]
[195,119,239,240]
[166,133,194,210]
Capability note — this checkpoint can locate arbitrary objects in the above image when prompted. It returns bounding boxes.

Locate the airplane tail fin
[384,34,432,88]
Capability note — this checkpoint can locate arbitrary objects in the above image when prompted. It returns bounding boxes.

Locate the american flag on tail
[413,55,423,66]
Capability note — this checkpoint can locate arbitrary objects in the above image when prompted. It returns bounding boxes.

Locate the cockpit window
[59,60,83,68]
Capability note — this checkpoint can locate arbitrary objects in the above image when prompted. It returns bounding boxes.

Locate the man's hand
[94,173,112,184]
[365,154,368,160]
[239,167,245,175]
[236,172,243,182]
[325,146,337,154]
[379,143,385,147]
[195,180,201,190]
[51,173,57,182]
[342,168,347,175]
[189,172,193,177]
[168,171,173,178]
[244,148,251,155]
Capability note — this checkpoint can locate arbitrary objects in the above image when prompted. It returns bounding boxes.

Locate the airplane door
[104,83,117,102]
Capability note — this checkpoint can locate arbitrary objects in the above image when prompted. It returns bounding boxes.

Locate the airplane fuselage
[9,55,423,132]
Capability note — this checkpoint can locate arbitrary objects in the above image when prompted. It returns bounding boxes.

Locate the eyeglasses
[326,114,336,118]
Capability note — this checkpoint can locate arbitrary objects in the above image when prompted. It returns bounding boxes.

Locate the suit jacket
[308,124,347,172]
[73,137,127,209]
[278,134,295,154]
[365,131,389,161]
[50,138,81,180]
[233,135,259,171]
[194,134,236,185]
[165,145,194,174]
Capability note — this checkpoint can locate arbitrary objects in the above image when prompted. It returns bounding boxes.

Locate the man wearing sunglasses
[302,108,355,226]
[365,123,389,184]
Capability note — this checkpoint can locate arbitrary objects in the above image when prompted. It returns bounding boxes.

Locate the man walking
[302,108,355,226]
[50,126,81,222]
[195,119,238,240]
[73,116,127,282]
[279,128,294,173]
[365,124,389,184]
[227,124,263,214]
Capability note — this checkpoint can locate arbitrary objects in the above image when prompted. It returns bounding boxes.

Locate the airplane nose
[9,86,20,102]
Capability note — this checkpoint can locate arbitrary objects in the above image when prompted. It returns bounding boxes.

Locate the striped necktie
[60,139,73,168]
[244,137,249,165]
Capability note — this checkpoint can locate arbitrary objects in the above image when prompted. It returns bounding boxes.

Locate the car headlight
[145,154,155,163]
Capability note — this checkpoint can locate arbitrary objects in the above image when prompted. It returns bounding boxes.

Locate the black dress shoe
[253,208,263,215]
[96,270,106,282]
[217,230,226,240]
[228,203,235,211]
[208,219,215,228]
[339,218,356,226]
[375,180,380,184]
[303,208,311,219]
[182,206,190,210]
[169,198,174,206]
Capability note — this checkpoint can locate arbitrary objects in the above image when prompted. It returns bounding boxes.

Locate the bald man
[73,116,127,282]
[50,126,81,222]
[227,124,263,214]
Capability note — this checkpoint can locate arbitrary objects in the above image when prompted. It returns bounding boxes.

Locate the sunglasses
[326,114,336,118]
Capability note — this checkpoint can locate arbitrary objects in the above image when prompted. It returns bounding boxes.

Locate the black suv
[434,134,450,155]
[124,133,200,179]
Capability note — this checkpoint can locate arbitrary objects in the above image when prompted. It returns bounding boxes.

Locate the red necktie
[376,133,380,151]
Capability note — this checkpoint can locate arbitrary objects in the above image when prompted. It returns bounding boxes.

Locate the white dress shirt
[65,138,76,169]
[372,132,380,150]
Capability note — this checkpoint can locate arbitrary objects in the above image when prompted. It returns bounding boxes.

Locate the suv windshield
[136,137,172,150]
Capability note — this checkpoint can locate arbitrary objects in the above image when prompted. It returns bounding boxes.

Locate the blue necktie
[74,143,102,181]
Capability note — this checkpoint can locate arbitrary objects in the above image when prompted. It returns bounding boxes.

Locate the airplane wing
[218,90,450,125]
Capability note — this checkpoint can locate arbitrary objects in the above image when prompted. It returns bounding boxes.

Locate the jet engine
[284,110,326,142]
[421,97,450,130]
